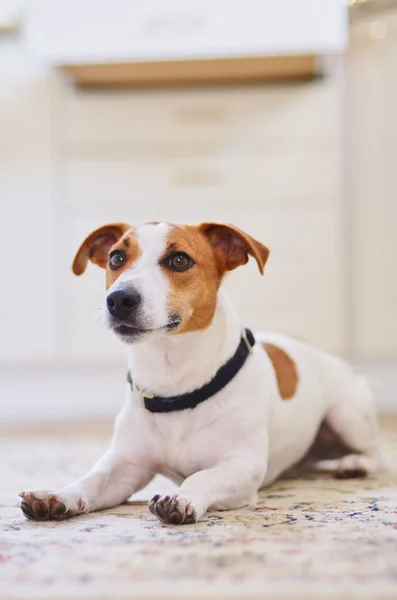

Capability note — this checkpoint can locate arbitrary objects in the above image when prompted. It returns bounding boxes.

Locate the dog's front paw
[148,493,197,525]
[19,490,86,521]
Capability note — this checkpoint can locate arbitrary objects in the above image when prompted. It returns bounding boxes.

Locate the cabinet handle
[172,169,224,188]
[176,108,229,124]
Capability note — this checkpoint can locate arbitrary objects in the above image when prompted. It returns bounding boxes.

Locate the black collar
[127,328,255,413]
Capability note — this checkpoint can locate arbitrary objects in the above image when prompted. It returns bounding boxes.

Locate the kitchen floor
[1,419,397,600]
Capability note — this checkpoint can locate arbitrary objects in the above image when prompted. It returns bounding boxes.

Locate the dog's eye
[165,252,193,272]
[109,250,126,270]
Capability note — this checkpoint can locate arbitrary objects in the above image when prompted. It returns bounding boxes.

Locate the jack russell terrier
[19,222,382,525]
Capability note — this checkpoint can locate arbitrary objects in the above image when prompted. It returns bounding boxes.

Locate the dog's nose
[106,289,141,320]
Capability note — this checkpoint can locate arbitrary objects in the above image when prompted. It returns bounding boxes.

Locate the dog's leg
[149,458,263,525]
[321,376,384,478]
[19,449,152,521]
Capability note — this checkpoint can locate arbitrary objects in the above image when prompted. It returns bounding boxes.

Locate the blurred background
[0,0,396,423]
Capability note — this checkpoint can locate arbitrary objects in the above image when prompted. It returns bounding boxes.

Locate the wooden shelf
[60,55,320,88]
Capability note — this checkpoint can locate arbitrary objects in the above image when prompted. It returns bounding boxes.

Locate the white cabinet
[63,76,343,357]
[65,143,343,358]
[57,65,343,359]
[0,39,346,364]
[0,42,57,362]
[350,15,397,358]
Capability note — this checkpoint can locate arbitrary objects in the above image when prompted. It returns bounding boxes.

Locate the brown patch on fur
[162,225,221,333]
[105,231,142,289]
[71,223,142,289]
[161,222,269,334]
[262,342,298,399]
[72,223,132,275]
[199,222,269,275]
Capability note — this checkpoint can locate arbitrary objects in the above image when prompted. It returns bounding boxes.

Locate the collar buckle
[241,327,254,353]
[129,376,154,400]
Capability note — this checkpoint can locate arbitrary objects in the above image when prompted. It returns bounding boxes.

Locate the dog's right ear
[72,223,132,276]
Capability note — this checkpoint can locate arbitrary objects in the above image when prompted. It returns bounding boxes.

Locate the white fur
[105,223,171,331]
[19,225,382,524]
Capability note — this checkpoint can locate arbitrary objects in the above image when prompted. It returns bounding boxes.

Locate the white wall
[0,13,396,420]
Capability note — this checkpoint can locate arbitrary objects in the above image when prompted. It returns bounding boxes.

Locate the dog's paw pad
[48,496,69,518]
[148,494,197,525]
[20,497,49,520]
[18,491,78,521]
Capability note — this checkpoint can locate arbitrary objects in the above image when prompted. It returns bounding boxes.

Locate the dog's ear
[199,222,269,275]
[72,223,132,276]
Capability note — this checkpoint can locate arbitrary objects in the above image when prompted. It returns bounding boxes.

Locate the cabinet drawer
[61,81,340,150]
[66,150,339,221]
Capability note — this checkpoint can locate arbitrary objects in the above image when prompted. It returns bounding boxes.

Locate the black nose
[106,289,141,320]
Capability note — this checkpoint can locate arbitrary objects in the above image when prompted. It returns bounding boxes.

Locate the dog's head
[72,222,269,343]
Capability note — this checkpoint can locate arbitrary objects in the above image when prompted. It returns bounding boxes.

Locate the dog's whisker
[190,313,211,329]
[96,313,106,327]
[192,312,210,324]
[189,316,201,329]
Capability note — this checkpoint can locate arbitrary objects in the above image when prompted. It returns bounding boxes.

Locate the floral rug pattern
[1,420,397,600]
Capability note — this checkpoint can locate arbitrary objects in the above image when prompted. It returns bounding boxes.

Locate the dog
[19,221,382,525]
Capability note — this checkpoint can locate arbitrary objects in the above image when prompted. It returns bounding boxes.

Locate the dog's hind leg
[319,375,384,478]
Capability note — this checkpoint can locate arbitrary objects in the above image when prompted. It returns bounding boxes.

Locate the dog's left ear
[199,222,269,275]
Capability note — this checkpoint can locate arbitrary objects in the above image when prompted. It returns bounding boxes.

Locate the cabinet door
[350,16,397,358]
[225,208,343,353]
[0,44,57,362]
[66,148,343,357]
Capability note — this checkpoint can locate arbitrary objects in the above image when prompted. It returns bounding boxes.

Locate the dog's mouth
[112,316,181,340]
[113,324,151,336]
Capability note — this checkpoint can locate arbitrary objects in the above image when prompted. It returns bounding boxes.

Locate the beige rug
[1,420,397,600]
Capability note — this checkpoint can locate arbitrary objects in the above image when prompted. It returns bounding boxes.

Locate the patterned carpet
[1,420,397,600]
